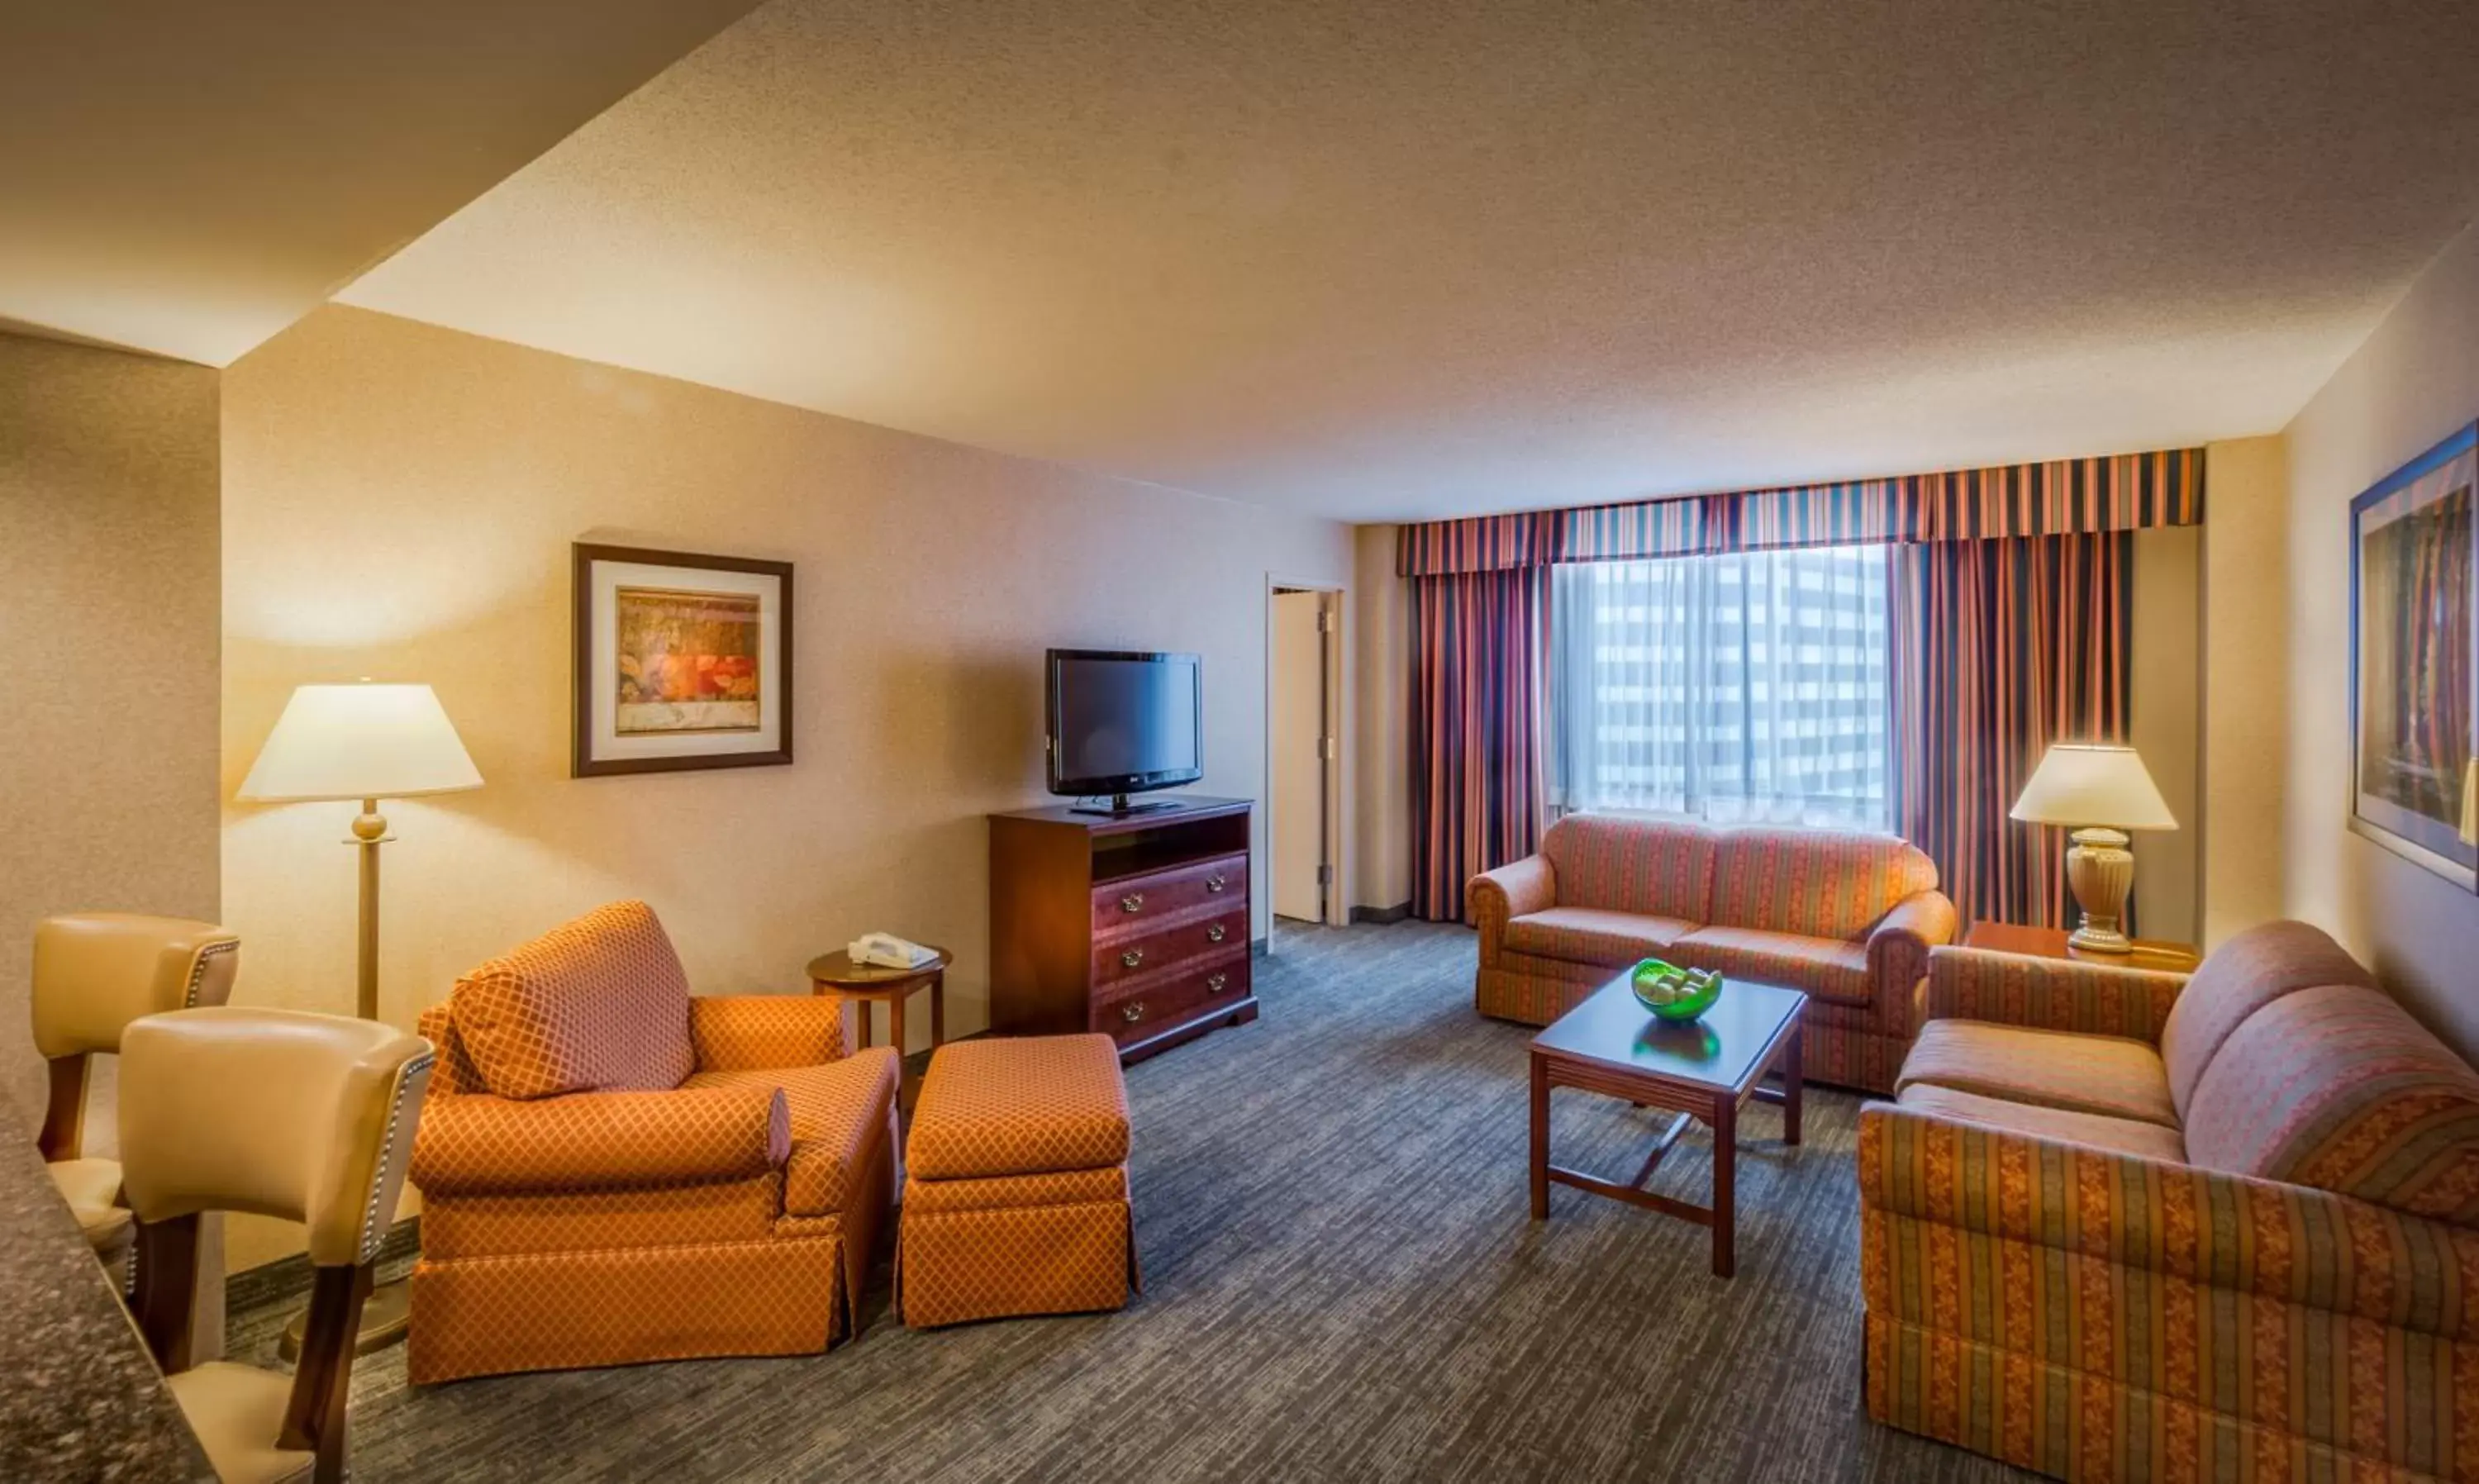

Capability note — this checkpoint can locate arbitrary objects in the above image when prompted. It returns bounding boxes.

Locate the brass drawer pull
[1204,874,1228,893]
[1206,973,1228,993]
[1206,924,1226,944]
[1121,949,1144,968]
[1121,1001,1144,1023]
[1120,892,1144,914]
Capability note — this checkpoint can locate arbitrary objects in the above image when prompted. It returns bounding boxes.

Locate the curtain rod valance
[1397,447,2204,577]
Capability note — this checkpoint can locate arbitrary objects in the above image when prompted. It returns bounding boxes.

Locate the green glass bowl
[1630,958,1724,1021]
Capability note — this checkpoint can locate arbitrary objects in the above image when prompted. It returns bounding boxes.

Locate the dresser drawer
[1092,852,1247,937]
[1094,953,1249,1046]
[1092,905,1248,991]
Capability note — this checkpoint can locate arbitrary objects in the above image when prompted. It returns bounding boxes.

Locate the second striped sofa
[1862,920,2479,1481]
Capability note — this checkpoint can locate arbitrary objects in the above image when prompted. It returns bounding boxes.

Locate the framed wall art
[573,542,793,777]
[2349,421,2478,888]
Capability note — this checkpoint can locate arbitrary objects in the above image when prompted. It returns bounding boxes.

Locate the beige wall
[0,332,221,1146]
[219,305,1350,1265]
[2284,220,2479,1062]
[1349,525,1412,914]
[2131,524,2201,944]
[2200,435,2288,944]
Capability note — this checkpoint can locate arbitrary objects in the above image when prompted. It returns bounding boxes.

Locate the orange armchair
[406,901,898,1384]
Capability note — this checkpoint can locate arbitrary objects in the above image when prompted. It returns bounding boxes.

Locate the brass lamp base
[2063,826,2135,954]
[281,1276,409,1360]
[278,801,414,1363]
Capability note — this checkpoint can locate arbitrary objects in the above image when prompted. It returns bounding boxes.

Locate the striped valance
[1558,497,1706,563]
[1397,447,2203,576]
[1912,449,2203,543]
[1395,511,1558,577]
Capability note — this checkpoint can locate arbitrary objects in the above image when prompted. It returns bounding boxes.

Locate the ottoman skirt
[898,1035,1136,1329]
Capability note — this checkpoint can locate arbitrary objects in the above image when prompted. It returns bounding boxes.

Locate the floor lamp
[240,681,483,1353]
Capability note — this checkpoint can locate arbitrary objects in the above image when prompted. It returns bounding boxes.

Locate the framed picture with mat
[573,542,793,777]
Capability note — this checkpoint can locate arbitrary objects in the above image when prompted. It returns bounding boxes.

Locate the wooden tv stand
[988,797,1258,1063]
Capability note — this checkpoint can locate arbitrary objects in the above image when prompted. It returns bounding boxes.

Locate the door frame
[1264,574,1347,927]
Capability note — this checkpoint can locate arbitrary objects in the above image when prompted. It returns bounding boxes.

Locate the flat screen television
[1046,649,1202,815]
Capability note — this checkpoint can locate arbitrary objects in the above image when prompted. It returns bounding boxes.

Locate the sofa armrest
[1923,944,2187,1042]
[411,1084,788,1196]
[1858,1101,2479,1342]
[692,994,845,1071]
[1468,855,1554,946]
[1865,890,1957,1008]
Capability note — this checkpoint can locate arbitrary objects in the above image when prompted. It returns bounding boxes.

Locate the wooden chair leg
[128,1213,201,1374]
[282,1263,373,1483]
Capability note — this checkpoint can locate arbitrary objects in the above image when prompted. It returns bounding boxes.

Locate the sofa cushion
[1540,813,1715,920]
[1675,925,1872,1006]
[1503,906,1694,966]
[2182,983,2479,1225]
[1899,1020,2178,1130]
[902,1163,1128,1215]
[419,1172,784,1259]
[2159,920,2373,1121]
[1895,1082,2187,1163]
[1706,828,1939,940]
[688,1047,900,1217]
[908,1034,1130,1181]
[450,900,696,1100]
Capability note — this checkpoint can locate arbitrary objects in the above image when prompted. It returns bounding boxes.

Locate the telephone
[849,932,939,970]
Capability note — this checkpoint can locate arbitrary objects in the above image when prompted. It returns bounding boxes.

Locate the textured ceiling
[340,0,2479,521]
[1,1,762,367]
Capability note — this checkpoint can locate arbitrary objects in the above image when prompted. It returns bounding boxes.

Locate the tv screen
[1048,650,1201,797]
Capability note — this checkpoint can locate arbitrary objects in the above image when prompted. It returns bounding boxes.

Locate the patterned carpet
[229,920,2033,1483]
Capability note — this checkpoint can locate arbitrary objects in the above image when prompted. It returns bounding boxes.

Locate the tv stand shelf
[988,797,1258,1063]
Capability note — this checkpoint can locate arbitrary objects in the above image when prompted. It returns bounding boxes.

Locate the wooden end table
[1962,921,2201,973]
[1528,974,1806,1278]
[806,946,952,1070]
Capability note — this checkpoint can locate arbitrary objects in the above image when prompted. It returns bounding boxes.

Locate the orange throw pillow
[450,900,696,1100]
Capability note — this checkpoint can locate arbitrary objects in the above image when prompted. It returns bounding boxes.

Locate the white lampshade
[239,683,483,803]
[2010,743,2176,831]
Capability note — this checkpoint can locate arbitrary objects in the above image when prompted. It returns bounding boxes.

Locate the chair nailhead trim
[183,939,238,1007]
[360,1053,434,1264]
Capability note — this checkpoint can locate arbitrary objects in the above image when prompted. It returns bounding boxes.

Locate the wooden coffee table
[1528,974,1806,1277]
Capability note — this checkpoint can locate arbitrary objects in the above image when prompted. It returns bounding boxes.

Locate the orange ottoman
[897,1034,1137,1328]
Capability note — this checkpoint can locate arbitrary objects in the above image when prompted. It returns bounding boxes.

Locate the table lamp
[240,681,479,1358]
[2009,743,2177,954]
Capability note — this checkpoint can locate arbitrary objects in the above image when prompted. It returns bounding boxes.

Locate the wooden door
[1270,590,1325,921]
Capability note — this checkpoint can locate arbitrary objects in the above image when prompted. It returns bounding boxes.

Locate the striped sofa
[1861,920,2479,1481]
[1468,813,1958,1092]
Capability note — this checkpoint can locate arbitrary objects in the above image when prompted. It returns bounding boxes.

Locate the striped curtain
[1410,568,1547,921]
[1558,497,1705,562]
[1891,532,2133,931]
[1401,448,2202,573]
[1397,511,1558,577]
[1707,478,1923,552]
[1914,449,2203,542]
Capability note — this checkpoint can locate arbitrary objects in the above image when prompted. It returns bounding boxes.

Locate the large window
[1548,545,1891,830]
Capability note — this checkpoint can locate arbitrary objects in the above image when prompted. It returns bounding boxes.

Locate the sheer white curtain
[1548,545,1891,829]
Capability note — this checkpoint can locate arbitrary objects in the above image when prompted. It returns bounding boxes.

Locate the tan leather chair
[31,914,240,1261]
[120,1007,432,1484]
